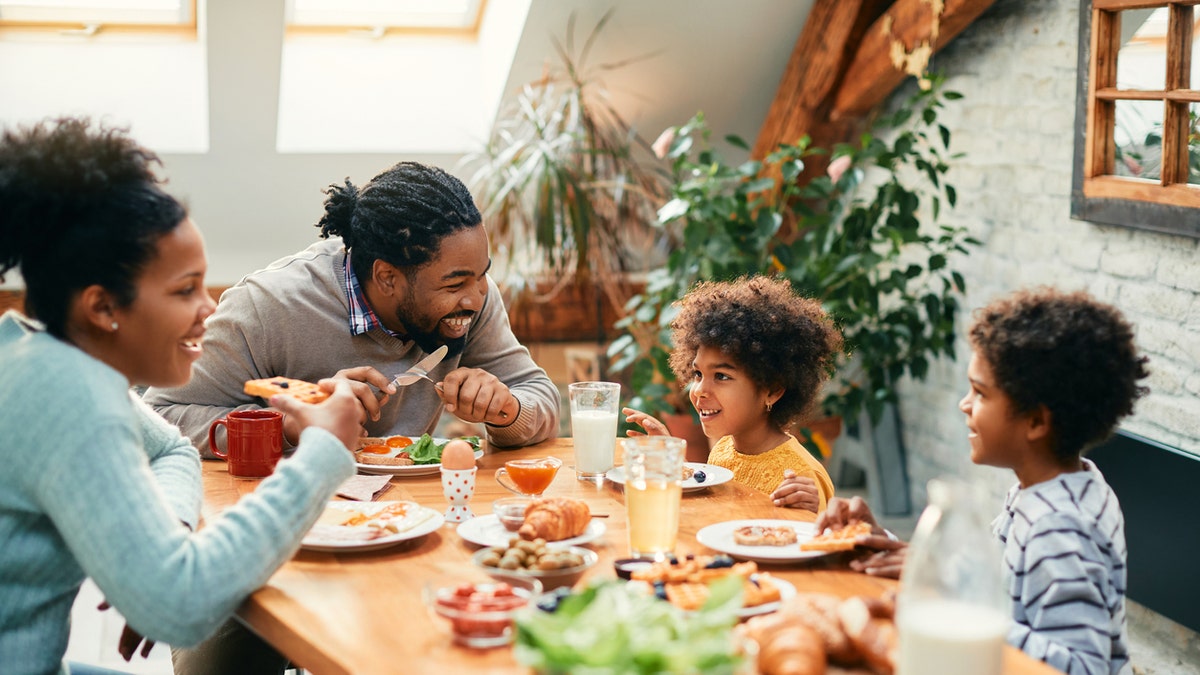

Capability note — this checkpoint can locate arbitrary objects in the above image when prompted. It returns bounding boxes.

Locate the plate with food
[355,434,483,476]
[695,519,844,562]
[605,462,733,493]
[457,514,607,549]
[624,554,797,618]
[301,500,444,552]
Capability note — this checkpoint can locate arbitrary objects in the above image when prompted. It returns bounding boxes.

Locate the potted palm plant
[608,76,978,449]
[463,11,669,342]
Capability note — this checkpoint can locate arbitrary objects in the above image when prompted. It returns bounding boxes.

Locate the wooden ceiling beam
[832,0,998,120]
[752,0,892,160]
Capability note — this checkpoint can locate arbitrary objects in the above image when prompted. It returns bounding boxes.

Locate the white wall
[890,0,1200,511]
[1,0,814,286]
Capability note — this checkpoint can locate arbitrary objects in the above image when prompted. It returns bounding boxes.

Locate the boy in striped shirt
[818,288,1149,675]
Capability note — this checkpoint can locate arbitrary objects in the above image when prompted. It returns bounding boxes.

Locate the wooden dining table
[201,438,1060,675]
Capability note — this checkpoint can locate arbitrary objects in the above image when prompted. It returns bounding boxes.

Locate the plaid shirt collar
[343,254,405,338]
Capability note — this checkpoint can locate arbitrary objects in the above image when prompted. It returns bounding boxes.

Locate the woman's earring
[110,321,119,331]
[765,400,773,412]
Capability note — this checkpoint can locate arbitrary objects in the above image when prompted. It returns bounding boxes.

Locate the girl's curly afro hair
[667,276,844,430]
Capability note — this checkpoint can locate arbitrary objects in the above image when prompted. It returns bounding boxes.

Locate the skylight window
[286,0,483,36]
[0,0,193,30]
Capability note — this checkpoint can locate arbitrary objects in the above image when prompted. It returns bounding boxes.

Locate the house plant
[463,11,670,340]
[607,76,978,442]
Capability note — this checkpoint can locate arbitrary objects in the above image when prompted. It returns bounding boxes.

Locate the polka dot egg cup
[440,466,477,523]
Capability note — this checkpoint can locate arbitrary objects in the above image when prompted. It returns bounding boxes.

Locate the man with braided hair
[147,161,559,456]
[145,162,560,672]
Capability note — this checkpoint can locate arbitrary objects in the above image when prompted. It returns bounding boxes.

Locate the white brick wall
[888,0,1200,509]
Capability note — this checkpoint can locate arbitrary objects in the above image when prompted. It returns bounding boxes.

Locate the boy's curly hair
[968,288,1149,462]
[667,276,844,430]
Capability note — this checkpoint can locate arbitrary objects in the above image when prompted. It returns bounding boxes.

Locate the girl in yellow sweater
[623,276,843,513]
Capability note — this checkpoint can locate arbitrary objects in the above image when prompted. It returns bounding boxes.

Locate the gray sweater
[144,238,560,457]
[0,312,353,675]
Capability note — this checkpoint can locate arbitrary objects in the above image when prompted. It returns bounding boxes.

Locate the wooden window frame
[1072,0,1200,237]
[0,0,196,36]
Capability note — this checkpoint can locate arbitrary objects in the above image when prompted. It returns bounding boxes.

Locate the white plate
[355,436,483,476]
[740,576,796,618]
[301,502,444,552]
[605,462,733,493]
[457,514,607,549]
[695,519,832,562]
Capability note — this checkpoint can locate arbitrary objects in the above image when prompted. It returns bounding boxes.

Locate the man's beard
[394,305,468,357]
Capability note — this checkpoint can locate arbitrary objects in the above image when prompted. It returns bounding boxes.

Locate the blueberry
[653,580,668,600]
[704,555,735,569]
[693,470,706,483]
[536,587,572,613]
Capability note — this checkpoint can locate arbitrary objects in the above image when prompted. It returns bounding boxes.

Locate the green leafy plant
[608,76,979,428]
[463,11,669,319]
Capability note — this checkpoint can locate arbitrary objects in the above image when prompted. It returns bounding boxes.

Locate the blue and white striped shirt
[993,459,1131,675]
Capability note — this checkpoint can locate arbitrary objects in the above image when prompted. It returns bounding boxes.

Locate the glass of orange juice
[495,457,562,497]
[623,436,686,559]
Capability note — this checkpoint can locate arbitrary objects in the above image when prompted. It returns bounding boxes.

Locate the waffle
[243,377,329,404]
[799,521,873,552]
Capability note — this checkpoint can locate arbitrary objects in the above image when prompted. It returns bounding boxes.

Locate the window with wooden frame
[0,0,195,36]
[1073,0,1200,237]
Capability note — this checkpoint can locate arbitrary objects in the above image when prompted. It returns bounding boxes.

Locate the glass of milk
[897,479,1010,675]
[568,381,621,482]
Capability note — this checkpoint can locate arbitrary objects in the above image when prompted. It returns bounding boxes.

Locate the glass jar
[896,479,1010,675]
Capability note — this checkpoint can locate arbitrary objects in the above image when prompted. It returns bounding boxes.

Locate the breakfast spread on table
[243,376,329,403]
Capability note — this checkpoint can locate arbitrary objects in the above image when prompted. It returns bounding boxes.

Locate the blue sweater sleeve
[130,393,203,530]
[1008,513,1114,675]
[36,424,352,647]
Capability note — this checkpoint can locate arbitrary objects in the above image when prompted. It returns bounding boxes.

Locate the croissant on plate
[518,497,590,541]
[739,613,826,675]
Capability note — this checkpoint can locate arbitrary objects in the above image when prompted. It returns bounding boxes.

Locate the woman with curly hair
[817,287,1149,675]
[623,276,844,513]
[0,118,363,675]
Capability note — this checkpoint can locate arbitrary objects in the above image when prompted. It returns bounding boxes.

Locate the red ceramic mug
[209,410,284,477]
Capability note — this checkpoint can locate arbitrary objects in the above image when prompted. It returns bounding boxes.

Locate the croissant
[740,613,826,675]
[837,596,898,675]
[518,497,590,541]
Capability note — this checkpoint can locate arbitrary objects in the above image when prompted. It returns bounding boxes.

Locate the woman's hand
[771,469,819,512]
[622,407,668,437]
[270,380,365,452]
[97,601,155,661]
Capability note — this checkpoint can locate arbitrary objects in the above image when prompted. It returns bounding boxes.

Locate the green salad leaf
[407,434,483,465]
[515,578,746,674]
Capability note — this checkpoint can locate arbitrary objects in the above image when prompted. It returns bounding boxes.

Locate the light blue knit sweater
[0,311,354,675]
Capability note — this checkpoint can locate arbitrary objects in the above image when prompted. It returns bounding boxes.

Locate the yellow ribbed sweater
[707,435,834,512]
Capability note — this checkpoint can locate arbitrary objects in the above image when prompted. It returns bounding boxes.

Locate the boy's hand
[771,469,819,512]
[271,380,364,452]
[850,545,908,579]
[622,407,669,437]
[815,496,886,537]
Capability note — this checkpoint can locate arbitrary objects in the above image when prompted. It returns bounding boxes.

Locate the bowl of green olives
[472,540,598,590]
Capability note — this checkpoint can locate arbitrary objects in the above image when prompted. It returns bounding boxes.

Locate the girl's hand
[622,407,669,437]
[771,469,819,512]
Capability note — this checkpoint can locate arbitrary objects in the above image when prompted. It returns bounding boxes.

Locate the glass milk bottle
[897,479,1010,675]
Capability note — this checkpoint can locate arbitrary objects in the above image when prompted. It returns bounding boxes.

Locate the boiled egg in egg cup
[440,439,478,523]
